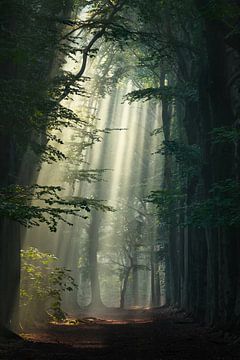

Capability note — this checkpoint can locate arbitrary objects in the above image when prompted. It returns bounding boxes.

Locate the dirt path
[1,308,240,359]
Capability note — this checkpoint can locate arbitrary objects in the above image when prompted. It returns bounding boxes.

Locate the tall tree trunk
[155,270,161,306]
[150,246,156,307]
[120,267,131,309]
[87,211,104,309]
[132,250,139,306]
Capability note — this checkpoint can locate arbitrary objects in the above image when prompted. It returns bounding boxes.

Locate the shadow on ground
[1,308,240,359]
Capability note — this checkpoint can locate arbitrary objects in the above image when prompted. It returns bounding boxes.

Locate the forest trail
[1,308,240,359]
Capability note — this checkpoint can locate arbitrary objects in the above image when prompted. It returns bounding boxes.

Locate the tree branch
[58,0,126,103]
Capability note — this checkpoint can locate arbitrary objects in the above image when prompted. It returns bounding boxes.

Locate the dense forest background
[0,0,240,338]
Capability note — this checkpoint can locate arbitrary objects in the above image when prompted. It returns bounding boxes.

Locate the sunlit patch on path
[22,309,156,348]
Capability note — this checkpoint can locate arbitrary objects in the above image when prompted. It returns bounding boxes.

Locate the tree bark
[120,267,131,309]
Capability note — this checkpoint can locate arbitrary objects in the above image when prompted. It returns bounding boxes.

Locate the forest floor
[1,307,240,359]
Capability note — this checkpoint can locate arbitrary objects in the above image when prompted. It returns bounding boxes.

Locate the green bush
[20,247,77,326]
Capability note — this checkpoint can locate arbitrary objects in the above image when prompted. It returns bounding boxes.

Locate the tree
[0,0,128,336]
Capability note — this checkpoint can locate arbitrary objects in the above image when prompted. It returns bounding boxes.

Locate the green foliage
[125,84,198,103]
[20,247,77,322]
[155,140,202,178]
[64,168,109,184]
[148,179,240,229]
[200,0,240,24]
[211,126,240,144]
[0,184,114,231]
[150,127,163,136]
[188,179,240,228]
[146,189,183,225]
[0,9,57,163]
[0,0,128,165]
[0,1,124,233]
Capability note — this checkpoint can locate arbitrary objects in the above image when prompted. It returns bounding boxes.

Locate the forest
[1,0,240,359]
